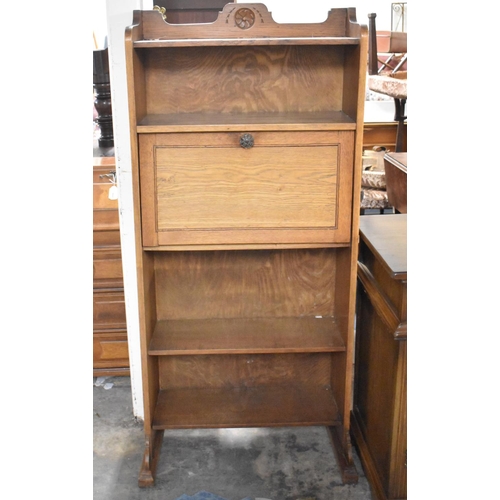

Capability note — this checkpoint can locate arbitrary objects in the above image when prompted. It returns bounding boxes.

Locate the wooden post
[93,48,114,148]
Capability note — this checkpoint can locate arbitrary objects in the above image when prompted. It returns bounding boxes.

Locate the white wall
[104,0,153,419]
[98,0,404,419]
[93,0,109,49]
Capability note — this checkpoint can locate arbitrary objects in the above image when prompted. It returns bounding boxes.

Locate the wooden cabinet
[125,3,367,487]
[363,101,407,153]
[351,214,407,500]
[363,122,407,152]
[93,157,130,376]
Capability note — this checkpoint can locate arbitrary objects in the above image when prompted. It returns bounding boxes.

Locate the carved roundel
[235,8,255,29]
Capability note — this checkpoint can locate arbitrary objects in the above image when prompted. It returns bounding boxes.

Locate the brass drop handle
[240,133,254,149]
[99,170,116,184]
[99,170,118,200]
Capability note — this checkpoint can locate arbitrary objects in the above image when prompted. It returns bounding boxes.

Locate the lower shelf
[152,384,340,429]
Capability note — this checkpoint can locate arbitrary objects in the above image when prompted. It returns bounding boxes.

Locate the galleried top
[129,3,364,46]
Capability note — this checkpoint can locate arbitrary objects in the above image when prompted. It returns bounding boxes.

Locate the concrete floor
[94,377,373,500]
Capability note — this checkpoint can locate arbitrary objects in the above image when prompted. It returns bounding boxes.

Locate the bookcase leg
[328,426,358,484]
[138,429,164,487]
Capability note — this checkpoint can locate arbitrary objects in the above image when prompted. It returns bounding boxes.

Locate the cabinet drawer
[93,209,119,231]
[93,248,124,288]
[93,330,129,368]
[93,229,121,247]
[140,131,354,247]
[93,290,127,330]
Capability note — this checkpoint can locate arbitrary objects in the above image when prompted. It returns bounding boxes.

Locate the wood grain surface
[142,45,345,115]
[149,317,345,355]
[153,249,337,320]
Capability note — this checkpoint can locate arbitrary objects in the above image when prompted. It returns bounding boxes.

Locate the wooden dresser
[351,214,407,500]
[93,156,129,376]
[125,3,367,486]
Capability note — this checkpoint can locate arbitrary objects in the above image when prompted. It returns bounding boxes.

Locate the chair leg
[394,98,407,152]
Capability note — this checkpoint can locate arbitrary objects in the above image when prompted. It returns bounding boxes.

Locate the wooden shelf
[137,111,356,133]
[152,385,341,429]
[144,242,350,251]
[134,37,360,48]
[149,317,346,355]
[131,6,363,50]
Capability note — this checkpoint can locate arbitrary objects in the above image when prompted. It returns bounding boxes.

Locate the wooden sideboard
[351,214,407,500]
[93,156,129,377]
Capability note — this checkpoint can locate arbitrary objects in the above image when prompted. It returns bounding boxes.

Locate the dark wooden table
[351,214,407,500]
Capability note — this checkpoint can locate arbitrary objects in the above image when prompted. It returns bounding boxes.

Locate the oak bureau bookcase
[124,3,367,487]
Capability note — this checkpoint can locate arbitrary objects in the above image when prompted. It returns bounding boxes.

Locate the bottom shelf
[152,385,340,430]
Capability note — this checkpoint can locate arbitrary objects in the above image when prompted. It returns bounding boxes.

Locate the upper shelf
[128,3,365,47]
[133,37,360,48]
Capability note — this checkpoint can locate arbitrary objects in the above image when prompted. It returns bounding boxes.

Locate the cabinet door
[139,131,354,246]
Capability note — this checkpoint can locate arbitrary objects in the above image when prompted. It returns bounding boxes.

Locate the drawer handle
[240,133,254,149]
